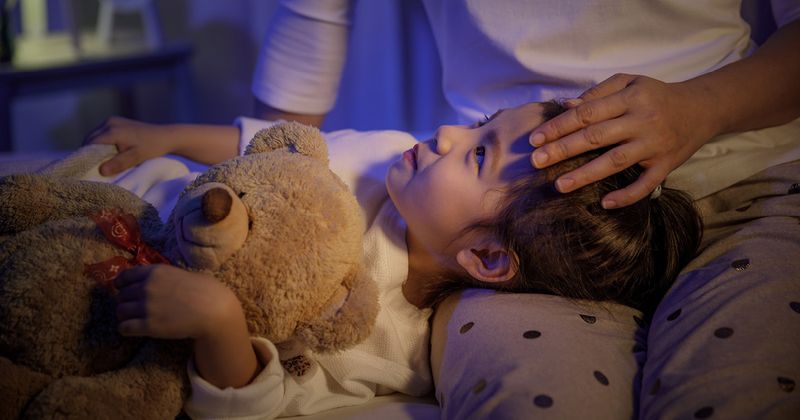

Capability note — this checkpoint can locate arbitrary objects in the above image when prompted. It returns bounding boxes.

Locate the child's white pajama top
[181,119,432,419]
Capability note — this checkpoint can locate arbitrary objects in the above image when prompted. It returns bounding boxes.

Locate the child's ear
[455,240,518,284]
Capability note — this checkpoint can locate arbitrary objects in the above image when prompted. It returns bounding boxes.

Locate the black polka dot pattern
[594,370,609,386]
[694,406,714,418]
[778,376,795,392]
[650,378,661,395]
[788,183,800,194]
[790,301,800,314]
[533,394,553,408]
[445,281,800,415]
[666,308,682,321]
[472,379,486,393]
[714,327,734,339]
[523,330,541,339]
[731,258,750,271]
[426,185,789,418]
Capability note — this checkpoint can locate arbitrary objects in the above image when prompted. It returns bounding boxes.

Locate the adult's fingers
[600,165,669,209]
[552,141,645,193]
[118,319,148,337]
[578,73,637,102]
[531,115,635,169]
[530,90,629,148]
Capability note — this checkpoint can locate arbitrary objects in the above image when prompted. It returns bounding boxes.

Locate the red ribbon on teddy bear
[84,208,170,290]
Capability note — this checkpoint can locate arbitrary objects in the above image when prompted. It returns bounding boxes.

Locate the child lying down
[84,100,701,418]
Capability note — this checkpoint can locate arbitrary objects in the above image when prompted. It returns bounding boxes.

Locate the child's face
[387,102,548,266]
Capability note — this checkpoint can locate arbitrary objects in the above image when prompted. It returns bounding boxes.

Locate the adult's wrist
[674,77,729,145]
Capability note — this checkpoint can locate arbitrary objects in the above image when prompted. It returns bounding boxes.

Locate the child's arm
[85,117,240,176]
[192,301,264,389]
[114,264,262,389]
[114,264,388,419]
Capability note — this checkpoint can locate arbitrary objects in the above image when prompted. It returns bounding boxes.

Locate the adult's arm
[251,0,352,127]
[528,19,800,209]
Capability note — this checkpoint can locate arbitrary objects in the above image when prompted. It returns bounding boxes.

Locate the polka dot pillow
[431,289,645,418]
[430,161,800,418]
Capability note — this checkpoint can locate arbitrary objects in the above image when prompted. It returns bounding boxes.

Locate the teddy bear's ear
[294,267,379,353]
[245,122,329,164]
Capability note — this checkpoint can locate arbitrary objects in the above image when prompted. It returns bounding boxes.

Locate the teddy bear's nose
[201,187,233,223]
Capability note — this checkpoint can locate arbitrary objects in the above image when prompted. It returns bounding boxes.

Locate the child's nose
[434,125,465,154]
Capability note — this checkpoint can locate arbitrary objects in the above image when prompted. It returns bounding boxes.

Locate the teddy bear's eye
[238,192,247,199]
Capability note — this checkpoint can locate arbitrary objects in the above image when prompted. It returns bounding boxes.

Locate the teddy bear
[0,122,379,419]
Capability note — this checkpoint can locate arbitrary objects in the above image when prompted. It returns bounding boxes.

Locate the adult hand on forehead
[528,74,715,209]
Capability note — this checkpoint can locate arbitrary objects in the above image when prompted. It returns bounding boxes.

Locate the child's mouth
[403,144,419,171]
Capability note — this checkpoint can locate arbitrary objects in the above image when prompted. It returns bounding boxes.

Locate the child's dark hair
[424,101,703,316]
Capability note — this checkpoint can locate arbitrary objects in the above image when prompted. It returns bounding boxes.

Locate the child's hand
[84,117,177,176]
[114,264,242,340]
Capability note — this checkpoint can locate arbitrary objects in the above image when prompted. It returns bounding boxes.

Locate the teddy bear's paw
[37,144,118,179]
[295,268,379,353]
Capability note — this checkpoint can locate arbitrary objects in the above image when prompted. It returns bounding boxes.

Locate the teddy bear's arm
[24,341,189,420]
[0,174,160,235]
[0,356,53,420]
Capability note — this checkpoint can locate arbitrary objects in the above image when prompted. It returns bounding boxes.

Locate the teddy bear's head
[166,123,377,353]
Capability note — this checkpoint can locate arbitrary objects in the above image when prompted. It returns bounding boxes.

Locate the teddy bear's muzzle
[175,183,249,270]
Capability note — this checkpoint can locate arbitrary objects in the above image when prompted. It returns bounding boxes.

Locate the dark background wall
[5,0,774,152]
[7,0,455,152]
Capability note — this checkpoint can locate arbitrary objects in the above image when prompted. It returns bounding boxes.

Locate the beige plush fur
[0,122,378,419]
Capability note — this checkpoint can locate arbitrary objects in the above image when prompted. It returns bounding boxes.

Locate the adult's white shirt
[253,0,800,199]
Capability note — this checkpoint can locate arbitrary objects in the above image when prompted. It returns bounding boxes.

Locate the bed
[2,124,799,419]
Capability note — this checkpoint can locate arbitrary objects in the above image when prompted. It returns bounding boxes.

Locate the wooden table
[0,37,193,151]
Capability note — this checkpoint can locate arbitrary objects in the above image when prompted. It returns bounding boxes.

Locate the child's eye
[474,145,486,170]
